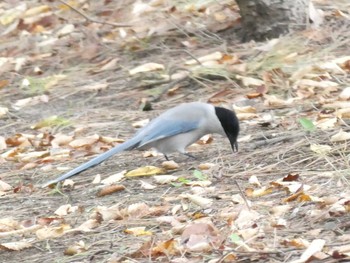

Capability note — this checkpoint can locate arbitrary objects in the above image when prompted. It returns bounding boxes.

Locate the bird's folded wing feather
[137,119,199,147]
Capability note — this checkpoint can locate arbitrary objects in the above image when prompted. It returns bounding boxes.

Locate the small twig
[251,132,305,149]
[58,0,131,28]
[234,180,251,211]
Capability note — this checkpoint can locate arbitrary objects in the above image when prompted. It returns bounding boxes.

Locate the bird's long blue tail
[42,137,139,187]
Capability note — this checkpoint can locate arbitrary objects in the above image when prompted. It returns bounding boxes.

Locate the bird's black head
[215,106,240,152]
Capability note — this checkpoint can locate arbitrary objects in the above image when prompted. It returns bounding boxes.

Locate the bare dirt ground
[1,1,350,262]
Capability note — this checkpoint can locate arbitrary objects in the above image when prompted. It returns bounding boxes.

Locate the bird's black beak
[229,137,238,152]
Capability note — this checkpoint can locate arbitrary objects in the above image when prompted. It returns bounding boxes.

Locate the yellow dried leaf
[125,166,165,177]
[124,227,152,236]
[245,186,273,197]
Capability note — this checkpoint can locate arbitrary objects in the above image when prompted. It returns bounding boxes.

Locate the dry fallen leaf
[129,63,165,75]
[69,134,100,148]
[330,130,350,142]
[124,227,152,236]
[161,160,179,170]
[0,240,33,251]
[180,194,213,208]
[310,144,332,155]
[101,170,126,185]
[126,166,165,177]
[97,185,126,197]
[290,239,326,263]
[36,224,71,240]
[153,175,178,184]
[54,204,78,216]
[64,240,88,256]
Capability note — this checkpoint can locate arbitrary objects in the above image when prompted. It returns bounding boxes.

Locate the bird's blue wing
[137,119,199,147]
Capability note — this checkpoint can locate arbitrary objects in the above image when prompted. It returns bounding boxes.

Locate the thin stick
[58,0,131,28]
[234,180,251,211]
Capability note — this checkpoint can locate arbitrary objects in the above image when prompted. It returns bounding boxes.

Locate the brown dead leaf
[127,203,150,218]
[246,92,263,99]
[97,184,126,197]
[152,239,178,256]
[69,134,100,148]
[0,79,9,89]
[93,204,123,221]
[198,163,216,170]
[281,238,309,248]
[181,222,220,252]
[161,160,179,170]
[245,186,273,197]
[51,134,73,148]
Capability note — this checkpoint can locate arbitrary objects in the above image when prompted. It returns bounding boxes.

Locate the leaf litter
[1,0,350,262]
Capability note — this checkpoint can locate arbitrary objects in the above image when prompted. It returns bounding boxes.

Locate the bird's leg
[183,152,197,159]
[164,154,169,161]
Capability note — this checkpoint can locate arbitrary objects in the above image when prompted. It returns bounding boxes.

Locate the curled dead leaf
[198,163,216,170]
[161,160,179,170]
[97,184,126,197]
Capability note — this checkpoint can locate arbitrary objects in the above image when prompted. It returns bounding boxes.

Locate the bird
[42,102,239,187]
